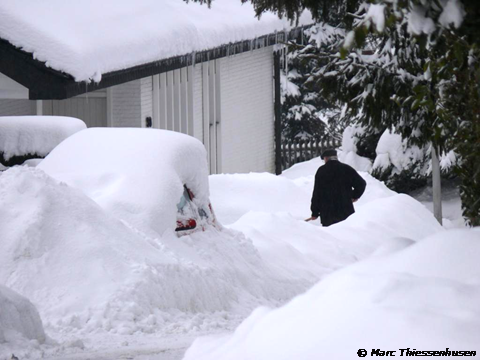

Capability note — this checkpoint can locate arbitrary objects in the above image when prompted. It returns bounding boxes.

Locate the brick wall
[0,99,35,116]
[219,46,275,174]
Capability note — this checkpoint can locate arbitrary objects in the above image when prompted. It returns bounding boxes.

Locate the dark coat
[311,160,366,226]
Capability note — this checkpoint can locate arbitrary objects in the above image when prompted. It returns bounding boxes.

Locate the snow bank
[0,166,307,335]
[0,0,312,82]
[184,229,480,360]
[38,128,210,237]
[0,116,86,161]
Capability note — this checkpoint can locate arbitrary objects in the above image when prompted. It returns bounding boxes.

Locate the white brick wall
[111,79,141,127]
[219,46,275,174]
[141,77,153,127]
[0,99,35,116]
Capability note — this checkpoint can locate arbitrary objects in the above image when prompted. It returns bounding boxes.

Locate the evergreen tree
[281,24,345,141]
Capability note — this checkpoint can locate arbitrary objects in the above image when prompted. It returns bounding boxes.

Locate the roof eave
[0,25,312,100]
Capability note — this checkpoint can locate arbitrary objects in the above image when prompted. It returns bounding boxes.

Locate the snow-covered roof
[0,0,312,83]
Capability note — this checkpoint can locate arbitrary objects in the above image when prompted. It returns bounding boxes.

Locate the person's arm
[310,170,322,218]
[351,168,366,201]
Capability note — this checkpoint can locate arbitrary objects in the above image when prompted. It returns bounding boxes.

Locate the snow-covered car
[0,116,86,169]
[38,128,217,236]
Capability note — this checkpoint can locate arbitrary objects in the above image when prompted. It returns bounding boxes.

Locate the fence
[280,137,341,172]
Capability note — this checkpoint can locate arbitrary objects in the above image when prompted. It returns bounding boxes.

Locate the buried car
[38,128,217,236]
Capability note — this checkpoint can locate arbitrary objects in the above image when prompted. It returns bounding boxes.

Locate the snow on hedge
[38,128,210,237]
[0,0,312,82]
[0,285,46,358]
[184,228,480,360]
[372,128,425,173]
[0,116,86,161]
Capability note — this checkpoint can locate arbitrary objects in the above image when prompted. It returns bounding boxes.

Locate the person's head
[321,149,337,163]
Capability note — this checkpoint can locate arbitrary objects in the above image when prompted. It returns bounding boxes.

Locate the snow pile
[38,128,210,237]
[184,228,480,360]
[0,166,308,336]
[338,125,373,172]
[0,116,86,162]
[0,0,312,82]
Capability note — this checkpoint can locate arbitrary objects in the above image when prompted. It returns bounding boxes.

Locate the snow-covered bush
[370,128,429,193]
[341,126,457,194]
[338,125,373,172]
[0,116,86,167]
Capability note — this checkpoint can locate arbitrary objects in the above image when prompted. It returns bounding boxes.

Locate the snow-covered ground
[0,157,477,360]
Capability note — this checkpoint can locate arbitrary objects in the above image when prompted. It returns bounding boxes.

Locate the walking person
[305,149,366,227]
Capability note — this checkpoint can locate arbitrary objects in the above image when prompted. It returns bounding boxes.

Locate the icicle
[192,51,196,68]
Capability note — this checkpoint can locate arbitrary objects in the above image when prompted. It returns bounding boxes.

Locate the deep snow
[0,156,471,360]
[184,229,480,360]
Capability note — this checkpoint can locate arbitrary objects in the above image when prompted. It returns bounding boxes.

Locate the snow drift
[184,229,480,360]
[0,166,307,335]
[0,116,86,162]
[210,156,444,300]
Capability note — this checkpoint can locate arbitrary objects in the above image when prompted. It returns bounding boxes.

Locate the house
[0,0,312,174]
